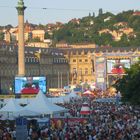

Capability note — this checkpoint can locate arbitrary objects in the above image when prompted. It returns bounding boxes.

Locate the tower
[16,0,26,76]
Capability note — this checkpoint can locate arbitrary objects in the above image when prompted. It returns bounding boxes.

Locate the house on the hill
[133,11,140,16]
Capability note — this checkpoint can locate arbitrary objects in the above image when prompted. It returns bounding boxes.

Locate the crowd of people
[0,96,140,140]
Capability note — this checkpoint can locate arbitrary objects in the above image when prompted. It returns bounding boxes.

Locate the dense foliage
[0,32,4,41]
[115,60,140,105]
[52,10,140,47]
[1,10,140,47]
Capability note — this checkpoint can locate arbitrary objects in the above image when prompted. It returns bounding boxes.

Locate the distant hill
[1,9,140,47]
[51,10,140,47]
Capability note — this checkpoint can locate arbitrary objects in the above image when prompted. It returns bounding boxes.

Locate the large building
[0,44,140,94]
[63,48,95,85]
[62,47,140,90]
[94,47,140,90]
[0,45,69,94]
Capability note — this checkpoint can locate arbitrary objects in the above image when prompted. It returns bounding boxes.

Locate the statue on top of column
[17,0,24,8]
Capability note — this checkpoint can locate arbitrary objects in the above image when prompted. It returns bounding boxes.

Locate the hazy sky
[0,0,140,26]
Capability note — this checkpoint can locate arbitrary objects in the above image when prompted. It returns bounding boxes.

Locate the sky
[0,0,140,26]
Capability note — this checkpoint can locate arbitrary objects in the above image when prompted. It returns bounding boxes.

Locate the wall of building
[0,46,69,94]
[64,49,95,85]
[94,47,140,90]
[1,45,140,93]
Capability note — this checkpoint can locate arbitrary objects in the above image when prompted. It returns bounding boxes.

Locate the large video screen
[107,59,130,74]
[15,76,47,94]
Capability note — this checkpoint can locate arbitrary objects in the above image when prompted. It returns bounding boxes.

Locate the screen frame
[106,59,131,74]
[14,76,47,94]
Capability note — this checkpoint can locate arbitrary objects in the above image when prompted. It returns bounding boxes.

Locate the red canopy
[82,90,94,97]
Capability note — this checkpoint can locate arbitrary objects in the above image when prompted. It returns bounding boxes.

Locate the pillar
[16,0,26,76]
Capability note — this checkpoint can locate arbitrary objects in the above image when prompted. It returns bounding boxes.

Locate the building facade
[94,47,140,90]
[63,48,95,85]
[62,47,140,89]
[0,45,140,94]
[0,45,69,94]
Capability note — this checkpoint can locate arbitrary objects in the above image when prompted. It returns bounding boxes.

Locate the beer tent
[24,90,67,115]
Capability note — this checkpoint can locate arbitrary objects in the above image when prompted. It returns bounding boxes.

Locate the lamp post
[58,71,60,89]
[0,76,1,94]
[67,71,69,86]
[61,72,62,89]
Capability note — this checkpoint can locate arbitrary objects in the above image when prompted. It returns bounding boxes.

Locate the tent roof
[24,90,67,114]
[67,92,80,98]
[0,98,23,113]
[83,90,92,94]
[14,110,41,117]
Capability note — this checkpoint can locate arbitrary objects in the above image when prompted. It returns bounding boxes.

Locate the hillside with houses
[0,9,140,48]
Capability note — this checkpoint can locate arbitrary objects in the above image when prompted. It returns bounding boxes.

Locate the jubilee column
[16,0,26,76]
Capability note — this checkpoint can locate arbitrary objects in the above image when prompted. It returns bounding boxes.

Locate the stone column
[16,0,26,76]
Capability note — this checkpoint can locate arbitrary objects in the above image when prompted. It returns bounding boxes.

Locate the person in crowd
[0,89,139,140]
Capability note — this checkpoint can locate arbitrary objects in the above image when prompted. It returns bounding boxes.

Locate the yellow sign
[0,95,15,99]
[21,95,36,98]
[0,94,36,99]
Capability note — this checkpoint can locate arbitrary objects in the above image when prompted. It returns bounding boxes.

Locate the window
[85,59,88,62]
[73,68,77,73]
[91,68,94,75]
[73,59,76,62]
[79,68,82,75]
[79,59,82,62]
[85,68,88,75]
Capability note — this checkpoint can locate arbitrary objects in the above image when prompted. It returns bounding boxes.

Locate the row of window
[25,57,68,64]
[0,69,17,76]
[72,59,88,63]
[25,57,39,63]
[72,68,94,75]
[53,58,68,63]
[0,57,16,63]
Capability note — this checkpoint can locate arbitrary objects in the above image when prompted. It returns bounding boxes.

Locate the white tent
[0,100,6,109]
[67,91,80,98]
[0,98,23,113]
[14,110,41,117]
[15,98,31,105]
[0,98,25,119]
[0,98,42,118]
[0,100,4,105]
[48,92,80,104]
[48,97,68,104]
[24,90,67,115]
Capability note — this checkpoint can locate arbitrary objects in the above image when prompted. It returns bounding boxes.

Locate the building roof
[133,11,140,16]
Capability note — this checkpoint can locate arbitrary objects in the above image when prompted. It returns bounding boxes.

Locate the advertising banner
[16,117,28,140]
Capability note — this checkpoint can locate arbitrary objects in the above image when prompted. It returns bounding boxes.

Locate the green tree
[0,32,4,41]
[92,12,95,17]
[99,8,103,16]
[115,60,140,105]
[115,10,133,22]
[99,33,113,45]
[30,37,41,42]
[89,13,91,17]
[45,32,51,39]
